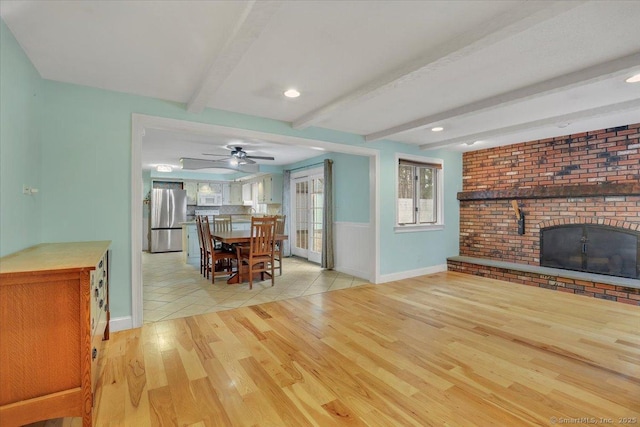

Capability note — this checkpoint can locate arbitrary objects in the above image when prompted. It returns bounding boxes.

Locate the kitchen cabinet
[242,183,252,203]
[258,174,283,204]
[198,182,222,194]
[184,181,197,205]
[222,182,243,205]
[182,223,200,267]
[229,182,243,205]
[0,241,111,427]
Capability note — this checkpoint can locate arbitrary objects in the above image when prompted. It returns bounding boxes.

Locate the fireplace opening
[540,225,640,279]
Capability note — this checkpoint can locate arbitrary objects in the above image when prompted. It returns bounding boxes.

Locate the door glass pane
[311,177,324,253]
[398,164,414,224]
[295,181,308,250]
[418,167,435,223]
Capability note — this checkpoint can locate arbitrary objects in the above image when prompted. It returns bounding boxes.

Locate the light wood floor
[31,272,640,426]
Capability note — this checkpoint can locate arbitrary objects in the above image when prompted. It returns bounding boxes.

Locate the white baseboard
[335,266,370,282]
[378,264,447,283]
[109,316,133,332]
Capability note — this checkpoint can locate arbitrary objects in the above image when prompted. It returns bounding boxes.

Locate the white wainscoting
[334,222,373,281]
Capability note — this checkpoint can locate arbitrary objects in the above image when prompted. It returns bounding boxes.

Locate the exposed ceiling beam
[186,1,281,114]
[366,51,640,142]
[291,1,586,130]
[418,98,640,150]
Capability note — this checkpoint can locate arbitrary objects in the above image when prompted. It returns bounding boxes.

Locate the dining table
[212,230,288,284]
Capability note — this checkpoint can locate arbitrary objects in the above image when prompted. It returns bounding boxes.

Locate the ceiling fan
[203,146,275,165]
[180,146,273,173]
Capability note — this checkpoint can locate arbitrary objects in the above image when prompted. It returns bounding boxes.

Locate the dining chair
[203,216,236,283]
[236,216,276,289]
[212,215,235,271]
[273,215,286,276]
[195,215,207,277]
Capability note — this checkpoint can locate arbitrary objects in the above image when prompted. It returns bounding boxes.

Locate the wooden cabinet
[0,241,111,427]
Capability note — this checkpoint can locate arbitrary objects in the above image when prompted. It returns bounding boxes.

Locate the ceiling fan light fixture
[431,126,444,132]
[626,73,640,83]
[156,164,172,172]
[284,88,300,98]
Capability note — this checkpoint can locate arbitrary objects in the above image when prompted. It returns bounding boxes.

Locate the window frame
[394,154,444,233]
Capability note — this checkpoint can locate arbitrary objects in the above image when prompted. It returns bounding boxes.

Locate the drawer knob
[99,299,104,309]
[92,348,97,360]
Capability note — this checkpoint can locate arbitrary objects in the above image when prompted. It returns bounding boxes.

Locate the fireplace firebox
[541,225,640,279]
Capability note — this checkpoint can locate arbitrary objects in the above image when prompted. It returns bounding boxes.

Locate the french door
[291,168,323,264]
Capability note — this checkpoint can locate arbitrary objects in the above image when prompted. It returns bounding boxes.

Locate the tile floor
[142,252,369,323]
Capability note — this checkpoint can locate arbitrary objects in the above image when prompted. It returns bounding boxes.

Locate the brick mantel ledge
[457,182,640,201]
[448,256,640,290]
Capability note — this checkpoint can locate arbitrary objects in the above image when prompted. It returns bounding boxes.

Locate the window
[396,157,443,231]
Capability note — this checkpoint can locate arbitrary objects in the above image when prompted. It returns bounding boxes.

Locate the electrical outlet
[23,185,30,195]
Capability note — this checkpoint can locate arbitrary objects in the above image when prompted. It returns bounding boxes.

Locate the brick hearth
[449,122,640,305]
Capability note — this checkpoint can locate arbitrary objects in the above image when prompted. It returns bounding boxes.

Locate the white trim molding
[131,113,380,328]
[378,264,447,283]
[109,316,133,333]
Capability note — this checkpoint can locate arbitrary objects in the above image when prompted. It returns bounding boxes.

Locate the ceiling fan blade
[180,157,219,170]
[180,157,258,173]
[246,155,275,160]
[201,153,229,157]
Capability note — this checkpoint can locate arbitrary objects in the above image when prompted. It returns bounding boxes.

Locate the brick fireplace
[448,122,640,305]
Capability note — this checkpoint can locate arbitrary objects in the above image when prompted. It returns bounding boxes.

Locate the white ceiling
[2,0,640,169]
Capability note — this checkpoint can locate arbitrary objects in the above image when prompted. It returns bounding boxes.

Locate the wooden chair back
[249,216,276,257]
[213,216,232,233]
[195,216,206,276]
[274,215,285,236]
[273,215,286,275]
[202,216,214,255]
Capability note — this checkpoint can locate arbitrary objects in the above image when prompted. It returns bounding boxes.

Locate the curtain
[321,159,334,269]
[282,169,291,256]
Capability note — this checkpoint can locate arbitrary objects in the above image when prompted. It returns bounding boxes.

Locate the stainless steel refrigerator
[149,188,187,253]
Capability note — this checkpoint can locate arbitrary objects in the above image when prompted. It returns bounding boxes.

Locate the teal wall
[1,19,461,321]
[378,145,462,274]
[0,21,43,255]
[285,152,370,223]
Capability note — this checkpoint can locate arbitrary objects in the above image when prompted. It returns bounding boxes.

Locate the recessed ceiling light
[557,122,571,128]
[310,146,325,151]
[626,73,640,83]
[431,126,444,132]
[465,140,481,146]
[284,89,301,98]
[156,164,172,173]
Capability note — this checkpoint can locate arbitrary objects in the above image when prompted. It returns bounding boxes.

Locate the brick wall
[453,123,640,304]
[463,123,640,191]
[460,196,640,264]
